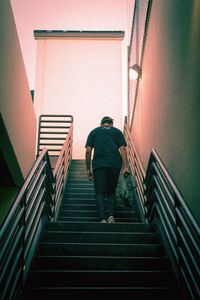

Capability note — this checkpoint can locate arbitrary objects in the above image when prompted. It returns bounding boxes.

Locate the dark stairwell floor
[21,159,183,299]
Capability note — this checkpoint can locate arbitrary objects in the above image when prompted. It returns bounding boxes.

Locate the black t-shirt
[85,126,127,170]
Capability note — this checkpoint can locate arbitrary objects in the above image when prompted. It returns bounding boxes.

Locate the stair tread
[22,286,183,300]
[56,218,142,222]
[45,221,155,232]
[30,269,173,273]
[35,254,168,258]
[24,286,170,289]
[39,242,162,245]
[33,255,171,269]
[42,231,158,234]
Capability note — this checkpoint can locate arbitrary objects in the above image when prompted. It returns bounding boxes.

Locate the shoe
[107,216,115,223]
[100,219,107,223]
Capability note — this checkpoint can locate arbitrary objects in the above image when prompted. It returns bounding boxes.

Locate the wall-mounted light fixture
[129,64,142,80]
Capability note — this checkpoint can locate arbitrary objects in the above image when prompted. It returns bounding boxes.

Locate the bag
[117,172,137,207]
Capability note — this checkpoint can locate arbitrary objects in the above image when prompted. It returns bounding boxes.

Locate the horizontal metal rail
[37,114,73,157]
[124,122,200,300]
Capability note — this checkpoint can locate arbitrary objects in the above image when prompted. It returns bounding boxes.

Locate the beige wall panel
[34,37,123,158]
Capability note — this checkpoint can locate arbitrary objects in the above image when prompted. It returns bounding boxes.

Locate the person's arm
[119,145,130,174]
[85,146,93,180]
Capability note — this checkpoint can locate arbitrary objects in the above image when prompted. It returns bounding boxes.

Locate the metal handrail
[124,122,200,300]
[124,123,147,219]
[145,150,200,300]
[0,117,73,300]
[0,149,54,300]
[53,123,73,219]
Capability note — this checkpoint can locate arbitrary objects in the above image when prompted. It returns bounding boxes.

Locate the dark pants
[93,167,120,221]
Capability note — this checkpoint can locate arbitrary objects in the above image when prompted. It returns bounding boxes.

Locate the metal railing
[0,116,73,300]
[124,122,147,219]
[53,123,73,218]
[124,122,200,300]
[145,150,200,300]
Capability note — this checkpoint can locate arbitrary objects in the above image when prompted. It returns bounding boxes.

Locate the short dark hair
[101,116,113,124]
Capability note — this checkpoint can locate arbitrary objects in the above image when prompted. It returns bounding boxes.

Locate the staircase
[21,160,182,299]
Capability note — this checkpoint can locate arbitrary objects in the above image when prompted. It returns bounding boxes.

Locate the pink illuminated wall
[10,0,134,89]
[129,0,200,222]
[11,0,135,126]
[34,33,124,158]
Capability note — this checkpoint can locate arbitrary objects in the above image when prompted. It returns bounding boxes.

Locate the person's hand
[122,167,130,176]
[87,170,93,181]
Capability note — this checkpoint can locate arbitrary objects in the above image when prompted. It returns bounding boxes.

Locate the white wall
[34,34,124,158]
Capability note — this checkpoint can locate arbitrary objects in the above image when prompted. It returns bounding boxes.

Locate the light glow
[129,64,142,80]
[129,68,139,80]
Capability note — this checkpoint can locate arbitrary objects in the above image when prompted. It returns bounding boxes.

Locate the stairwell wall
[129,0,200,223]
[0,0,37,185]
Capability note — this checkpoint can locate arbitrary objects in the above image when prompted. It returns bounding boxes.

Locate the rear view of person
[85,116,129,223]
